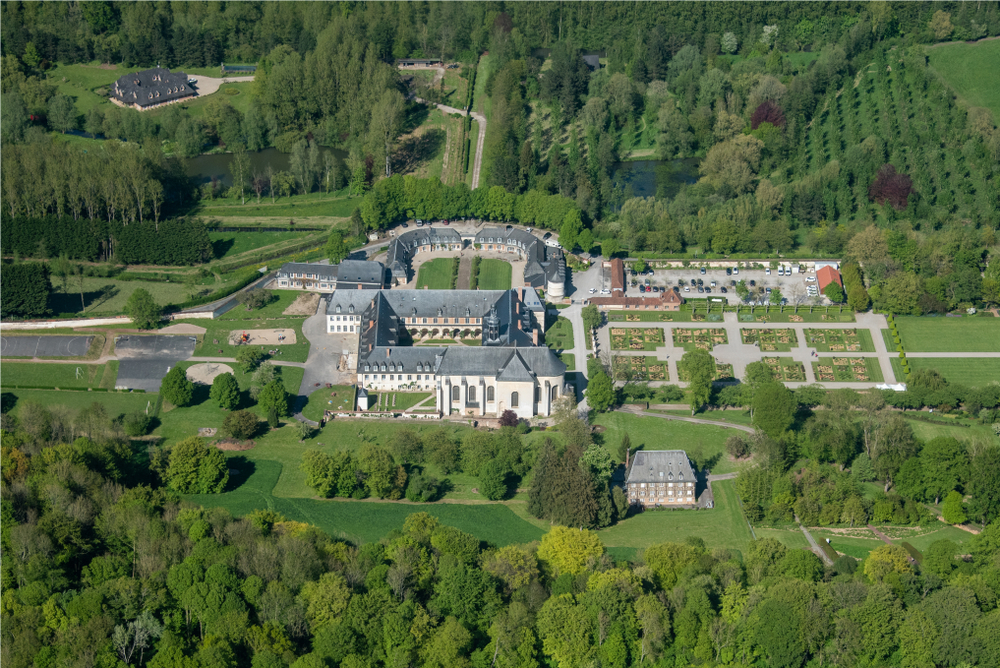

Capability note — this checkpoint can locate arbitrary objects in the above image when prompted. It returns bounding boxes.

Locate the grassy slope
[927,39,1000,121]
[208,231,310,259]
[893,316,1000,352]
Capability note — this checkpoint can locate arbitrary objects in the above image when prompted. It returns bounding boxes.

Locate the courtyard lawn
[384,392,435,412]
[186,457,545,546]
[477,259,512,290]
[900,357,1000,388]
[672,327,728,351]
[596,480,752,553]
[760,357,807,382]
[803,327,875,353]
[892,315,1000,352]
[558,353,576,372]
[416,258,458,289]
[0,362,116,390]
[6,389,155,418]
[813,357,883,382]
[593,412,740,474]
[545,316,575,351]
[927,39,1000,121]
[740,328,799,352]
[612,355,669,382]
[610,327,665,351]
[301,385,356,422]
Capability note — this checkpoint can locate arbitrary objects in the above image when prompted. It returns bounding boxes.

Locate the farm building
[111,67,194,110]
[625,450,697,507]
[585,289,684,312]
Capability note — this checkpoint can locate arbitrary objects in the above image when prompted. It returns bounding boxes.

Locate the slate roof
[582,55,601,71]
[112,67,192,108]
[626,450,696,484]
[476,226,565,289]
[385,228,463,281]
[435,346,565,379]
[335,260,385,288]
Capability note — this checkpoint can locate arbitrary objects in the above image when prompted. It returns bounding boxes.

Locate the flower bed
[611,327,665,351]
[678,360,734,381]
[762,357,807,381]
[741,328,799,352]
[612,355,670,381]
[804,328,875,352]
[812,357,883,382]
[673,327,728,351]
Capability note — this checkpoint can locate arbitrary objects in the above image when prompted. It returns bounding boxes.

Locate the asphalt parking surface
[0,335,94,358]
[619,266,826,305]
[115,335,197,391]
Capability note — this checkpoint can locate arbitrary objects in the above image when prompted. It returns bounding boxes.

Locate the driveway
[293,297,358,417]
[188,73,254,97]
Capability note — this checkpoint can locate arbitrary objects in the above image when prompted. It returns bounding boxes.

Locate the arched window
[511,392,519,408]
[468,386,476,402]
[551,386,559,401]
[452,386,460,401]
[487,386,495,402]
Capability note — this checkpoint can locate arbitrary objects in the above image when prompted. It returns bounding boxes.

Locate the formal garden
[740,328,799,351]
[610,326,665,351]
[678,359,735,381]
[611,355,670,381]
[804,328,875,352]
[672,327,728,351]
[812,357,884,382]
[761,357,807,382]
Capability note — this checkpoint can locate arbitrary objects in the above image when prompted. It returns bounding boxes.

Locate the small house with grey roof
[110,67,194,110]
[625,450,697,507]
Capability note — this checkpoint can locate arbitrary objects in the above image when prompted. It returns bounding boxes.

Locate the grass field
[545,316,575,352]
[6,388,155,418]
[893,315,1000,352]
[195,192,362,219]
[0,362,117,390]
[301,386,356,422]
[927,39,1000,121]
[478,259,512,290]
[49,277,194,316]
[593,412,739,474]
[186,458,545,546]
[902,414,997,443]
[901,357,1000,387]
[596,480,752,553]
[208,231,311,260]
[416,258,458,289]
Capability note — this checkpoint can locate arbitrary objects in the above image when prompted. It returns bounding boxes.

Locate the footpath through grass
[893,315,1000,352]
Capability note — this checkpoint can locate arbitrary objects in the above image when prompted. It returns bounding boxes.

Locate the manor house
[326,287,567,419]
[625,450,697,507]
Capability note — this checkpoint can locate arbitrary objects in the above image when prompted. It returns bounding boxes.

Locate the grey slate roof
[475,226,565,289]
[327,290,379,316]
[335,260,385,288]
[582,55,601,71]
[384,228,463,282]
[434,346,566,378]
[361,347,441,374]
[626,450,696,484]
[112,67,192,107]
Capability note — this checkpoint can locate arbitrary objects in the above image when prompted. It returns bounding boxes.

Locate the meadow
[927,39,1000,121]
[208,231,312,260]
[0,361,118,390]
[892,316,1000,352]
[49,277,194,317]
[415,258,458,289]
[477,259,512,290]
[5,388,155,417]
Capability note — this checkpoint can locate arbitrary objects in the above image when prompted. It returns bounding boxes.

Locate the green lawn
[558,353,576,372]
[593,412,739,474]
[900,357,1000,387]
[218,290,305,320]
[893,316,1000,352]
[301,386,356,422]
[596,480,752,553]
[478,259,512,290]
[7,388,155,418]
[185,458,545,547]
[208,231,311,260]
[753,527,812,551]
[545,316,575,352]
[49,277,192,316]
[928,39,1000,121]
[416,258,458,290]
[902,414,996,442]
[0,362,116,390]
[184,317,310,363]
[196,193,362,219]
[44,62,121,114]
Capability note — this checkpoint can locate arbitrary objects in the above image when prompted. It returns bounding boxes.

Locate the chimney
[368,343,373,352]
[532,329,539,345]
[386,348,391,358]
[626,446,630,469]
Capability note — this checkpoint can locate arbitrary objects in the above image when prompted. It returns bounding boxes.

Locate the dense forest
[6,384,1000,668]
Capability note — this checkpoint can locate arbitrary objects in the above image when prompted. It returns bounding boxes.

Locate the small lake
[183,146,348,187]
[611,157,701,199]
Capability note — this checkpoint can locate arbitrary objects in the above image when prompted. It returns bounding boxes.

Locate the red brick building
[586,289,684,311]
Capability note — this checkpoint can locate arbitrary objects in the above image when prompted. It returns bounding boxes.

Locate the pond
[611,158,701,199]
[183,146,349,187]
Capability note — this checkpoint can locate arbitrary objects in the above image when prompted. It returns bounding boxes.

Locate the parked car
[442,220,450,225]
[601,289,610,294]
[705,287,712,293]
[765,287,772,293]
[697,286,705,293]
[684,286,690,292]
[542,232,552,240]
[766,268,771,275]
[526,227,532,233]
[673,286,680,293]
[639,285,646,293]
[710,281,717,287]
[401,222,409,228]
[726,268,732,275]
[589,288,597,294]
[700,267,707,275]
[721,287,728,293]
[750,280,756,287]
[733,267,739,275]
[730,280,737,286]
[697,279,704,286]
[805,276,817,283]
[416,221,424,227]
[778,267,785,276]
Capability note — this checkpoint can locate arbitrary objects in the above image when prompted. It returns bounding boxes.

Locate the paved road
[797,514,834,565]
[411,95,487,189]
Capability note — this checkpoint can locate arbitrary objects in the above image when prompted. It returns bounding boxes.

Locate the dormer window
[349,305,354,313]
[336,305,341,313]
[668,473,673,480]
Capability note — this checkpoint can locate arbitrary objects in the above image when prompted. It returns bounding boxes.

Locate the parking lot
[600,265,828,305]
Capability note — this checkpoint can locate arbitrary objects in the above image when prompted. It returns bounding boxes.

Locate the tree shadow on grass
[394,129,445,175]
[223,455,256,492]
[402,102,431,133]
[212,237,235,259]
[48,285,120,316]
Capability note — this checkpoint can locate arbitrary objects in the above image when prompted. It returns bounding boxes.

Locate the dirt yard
[186,363,234,385]
[283,292,320,316]
[160,323,207,335]
[228,329,297,346]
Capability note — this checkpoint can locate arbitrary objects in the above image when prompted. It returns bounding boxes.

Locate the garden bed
[740,328,798,352]
[812,357,884,382]
[612,355,670,381]
[804,328,875,352]
[672,328,728,351]
[761,357,807,382]
[609,311,692,322]
[611,327,665,351]
[678,360,734,381]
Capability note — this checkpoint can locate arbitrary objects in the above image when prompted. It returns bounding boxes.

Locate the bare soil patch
[229,329,297,345]
[214,439,255,451]
[187,363,234,384]
[283,292,320,316]
[161,323,208,335]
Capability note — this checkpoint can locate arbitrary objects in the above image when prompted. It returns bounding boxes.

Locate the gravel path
[798,514,834,565]
[188,73,254,97]
[615,405,756,433]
